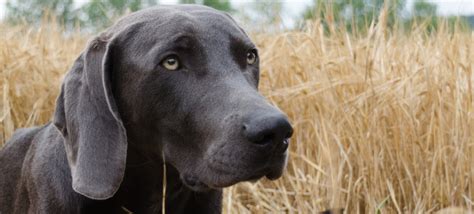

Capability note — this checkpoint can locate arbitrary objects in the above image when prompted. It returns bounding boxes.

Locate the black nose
[243,113,293,151]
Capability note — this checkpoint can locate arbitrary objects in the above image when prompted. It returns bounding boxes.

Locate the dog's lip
[182,174,214,191]
[182,169,268,190]
[265,149,288,180]
[215,172,265,187]
[264,169,283,180]
[275,138,290,153]
[182,171,281,191]
[245,173,266,182]
[262,161,285,180]
[185,147,289,190]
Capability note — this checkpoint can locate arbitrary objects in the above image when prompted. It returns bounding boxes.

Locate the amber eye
[246,49,258,65]
[161,55,180,71]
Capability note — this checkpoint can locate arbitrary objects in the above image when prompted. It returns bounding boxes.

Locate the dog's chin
[181,150,289,192]
[181,175,214,192]
[264,152,289,180]
[181,174,243,192]
[182,164,287,192]
[182,173,263,192]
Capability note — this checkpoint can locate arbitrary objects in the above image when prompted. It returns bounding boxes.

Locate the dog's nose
[243,113,293,151]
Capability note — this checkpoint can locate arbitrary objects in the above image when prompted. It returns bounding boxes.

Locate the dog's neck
[116,146,181,212]
[102,121,222,213]
[110,142,222,213]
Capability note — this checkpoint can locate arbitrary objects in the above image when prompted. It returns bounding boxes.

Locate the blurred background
[0,1,473,213]
[0,0,473,32]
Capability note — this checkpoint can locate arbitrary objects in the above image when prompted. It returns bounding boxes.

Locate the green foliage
[302,0,405,33]
[413,0,436,17]
[404,0,470,33]
[407,0,438,31]
[178,0,233,12]
[232,1,283,32]
[301,0,471,33]
[80,0,158,30]
[4,0,471,33]
[253,1,282,26]
[5,0,158,30]
[6,0,78,26]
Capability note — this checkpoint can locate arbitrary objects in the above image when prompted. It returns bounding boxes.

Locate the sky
[0,0,473,27]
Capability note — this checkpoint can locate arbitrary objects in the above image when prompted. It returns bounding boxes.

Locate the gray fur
[0,5,292,213]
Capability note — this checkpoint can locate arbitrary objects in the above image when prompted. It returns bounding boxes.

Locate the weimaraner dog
[0,5,293,213]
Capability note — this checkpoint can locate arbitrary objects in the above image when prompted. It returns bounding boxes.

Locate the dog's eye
[246,49,258,65]
[161,55,180,71]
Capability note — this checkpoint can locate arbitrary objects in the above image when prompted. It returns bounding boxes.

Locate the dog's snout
[243,113,293,150]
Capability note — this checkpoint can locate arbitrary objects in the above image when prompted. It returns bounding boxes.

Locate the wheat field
[1,15,473,213]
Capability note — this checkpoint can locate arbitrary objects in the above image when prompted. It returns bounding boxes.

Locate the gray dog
[0,5,293,213]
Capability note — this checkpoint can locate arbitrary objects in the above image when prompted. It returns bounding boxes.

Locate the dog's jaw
[178,146,289,192]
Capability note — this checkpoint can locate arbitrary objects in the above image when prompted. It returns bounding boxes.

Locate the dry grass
[1,17,473,213]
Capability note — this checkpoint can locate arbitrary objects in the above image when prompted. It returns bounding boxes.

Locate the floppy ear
[53,35,127,200]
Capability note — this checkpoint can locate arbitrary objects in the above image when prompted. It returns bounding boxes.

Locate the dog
[0,5,293,213]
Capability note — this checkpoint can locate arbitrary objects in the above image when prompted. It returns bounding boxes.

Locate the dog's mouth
[181,175,212,192]
[181,172,272,192]
[181,150,289,192]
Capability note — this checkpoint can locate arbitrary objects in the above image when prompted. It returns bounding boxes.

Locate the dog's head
[53,5,293,199]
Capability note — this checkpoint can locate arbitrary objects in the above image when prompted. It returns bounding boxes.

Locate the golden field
[0,17,473,213]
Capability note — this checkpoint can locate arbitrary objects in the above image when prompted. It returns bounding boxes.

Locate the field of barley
[1,15,473,213]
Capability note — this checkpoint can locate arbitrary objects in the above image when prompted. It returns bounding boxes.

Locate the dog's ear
[53,34,127,200]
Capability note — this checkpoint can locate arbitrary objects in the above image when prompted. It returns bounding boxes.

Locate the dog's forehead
[111,5,249,44]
